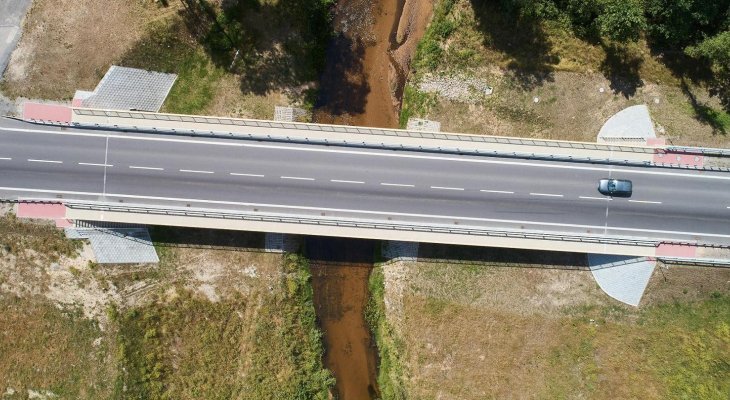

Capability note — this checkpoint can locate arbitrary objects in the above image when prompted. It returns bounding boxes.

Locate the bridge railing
[5,197,730,251]
[60,200,663,247]
[71,108,657,154]
[62,109,730,172]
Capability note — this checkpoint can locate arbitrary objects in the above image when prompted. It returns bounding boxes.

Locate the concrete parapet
[69,108,657,163]
[63,204,660,257]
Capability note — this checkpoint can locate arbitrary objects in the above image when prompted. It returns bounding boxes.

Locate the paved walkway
[0,0,32,76]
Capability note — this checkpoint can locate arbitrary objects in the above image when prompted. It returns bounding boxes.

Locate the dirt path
[307,237,379,400]
[314,0,433,128]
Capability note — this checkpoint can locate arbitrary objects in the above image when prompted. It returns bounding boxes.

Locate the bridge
[2,109,730,263]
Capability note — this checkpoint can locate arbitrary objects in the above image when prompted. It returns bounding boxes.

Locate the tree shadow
[680,79,728,136]
[313,33,369,118]
[599,43,643,98]
[178,0,333,98]
[468,1,558,90]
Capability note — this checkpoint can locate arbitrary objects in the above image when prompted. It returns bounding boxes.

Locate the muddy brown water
[314,0,404,128]
[307,237,379,400]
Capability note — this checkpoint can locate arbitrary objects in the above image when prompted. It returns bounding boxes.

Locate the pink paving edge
[645,138,667,146]
[16,202,71,228]
[655,243,697,258]
[653,152,704,168]
[22,102,72,123]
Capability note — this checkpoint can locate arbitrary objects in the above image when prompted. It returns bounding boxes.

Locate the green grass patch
[544,294,730,398]
[119,18,223,115]
[399,85,439,128]
[365,266,408,400]
[113,253,333,399]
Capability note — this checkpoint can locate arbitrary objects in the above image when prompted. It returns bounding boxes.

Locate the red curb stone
[23,102,72,123]
[656,243,697,258]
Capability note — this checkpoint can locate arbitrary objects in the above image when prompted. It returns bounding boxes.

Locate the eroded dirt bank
[307,237,379,400]
[314,0,433,128]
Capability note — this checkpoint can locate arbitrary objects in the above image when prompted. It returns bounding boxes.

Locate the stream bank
[314,0,433,128]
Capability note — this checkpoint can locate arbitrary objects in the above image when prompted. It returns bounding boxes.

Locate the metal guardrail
[71,108,658,154]
[665,146,730,157]
[658,257,730,268]
[59,200,663,247]
[21,115,730,172]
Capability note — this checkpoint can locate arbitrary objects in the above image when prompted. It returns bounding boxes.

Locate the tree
[645,0,730,48]
[686,31,730,110]
[596,0,647,42]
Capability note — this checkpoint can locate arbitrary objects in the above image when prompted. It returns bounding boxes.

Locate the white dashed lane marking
[281,176,315,181]
[579,196,611,201]
[0,157,11,160]
[430,186,464,191]
[480,189,514,194]
[331,179,365,184]
[28,159,62,164]
[380,183,415,187]
[628,200,662,204]
[230,173,264,177]
[530,192,564,197]
[78,162,113,167]
[180,169,214,174]
[130,166,164,171]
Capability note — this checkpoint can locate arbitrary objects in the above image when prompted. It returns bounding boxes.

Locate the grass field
[369,254,730,399]
[1,0,331,119]
[0,212,332,399]
[402,0,730,146]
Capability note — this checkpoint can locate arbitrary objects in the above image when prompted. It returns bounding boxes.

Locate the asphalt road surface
[1,118,730,245]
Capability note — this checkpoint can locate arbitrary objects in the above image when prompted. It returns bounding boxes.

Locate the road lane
[1,119,730,245]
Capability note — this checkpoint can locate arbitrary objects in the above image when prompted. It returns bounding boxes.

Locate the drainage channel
[306,237,380,400]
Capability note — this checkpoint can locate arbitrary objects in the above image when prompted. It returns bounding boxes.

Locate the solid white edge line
[7,126,728,181]
[381,183,415,187]
[129,166,164,171]
[480,189,514,194]
[430,186,464,191]
[628,200,662,204]
[331,179,365,184]
[530,192,564,197]
[3,185,730,239]
[579,196,611,201]
[230,173,264,177]
[180,169,214,174]
[78,162,113,167]
[27,159,62,164]
[281,176,315,181]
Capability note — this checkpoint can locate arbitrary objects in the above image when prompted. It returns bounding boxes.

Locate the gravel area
[418,74,493,103]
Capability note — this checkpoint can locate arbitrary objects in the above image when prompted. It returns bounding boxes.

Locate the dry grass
[1,0,166,100]
[0,213,331,398]
[405,0,730,147]
[0,296,117,399]
[379,257,730,399]
[0,0,320,119]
